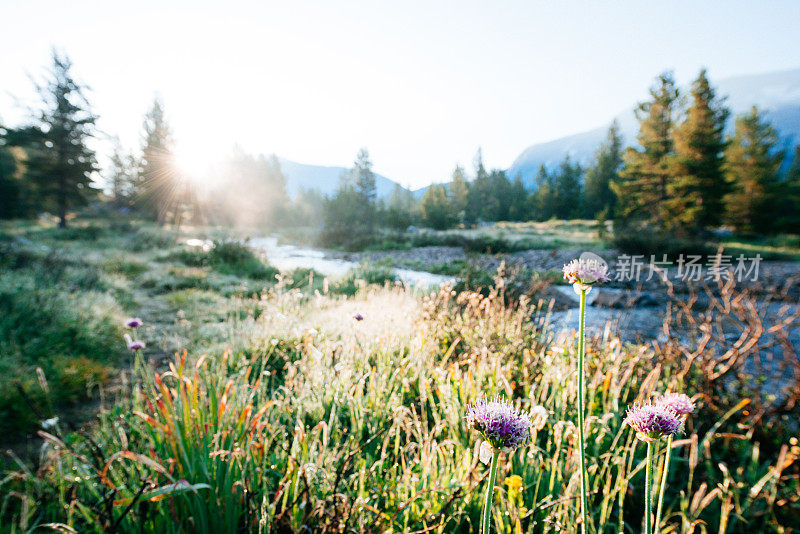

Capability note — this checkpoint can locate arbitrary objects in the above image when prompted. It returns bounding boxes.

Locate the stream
[244,237,456,288]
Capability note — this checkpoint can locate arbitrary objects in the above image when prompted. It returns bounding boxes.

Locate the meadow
[0,218,798,533]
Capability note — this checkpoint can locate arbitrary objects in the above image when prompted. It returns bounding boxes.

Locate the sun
[172,142,216,188]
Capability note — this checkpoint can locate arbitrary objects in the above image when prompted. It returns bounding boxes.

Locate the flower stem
[654,435,672,533]
[577,287,589,534]
[482,450,500,534]
[645,441,654,534]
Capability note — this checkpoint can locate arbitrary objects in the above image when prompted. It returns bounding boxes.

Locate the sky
[2,0,800,189]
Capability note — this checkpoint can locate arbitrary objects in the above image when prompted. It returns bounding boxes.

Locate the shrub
[208,240,279,280]
[331,262,398,295]
[611,226,714,260]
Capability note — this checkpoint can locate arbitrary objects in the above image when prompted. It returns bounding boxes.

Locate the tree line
[1,53,799,241]
[0,51,293,229]
[415,69,800,236]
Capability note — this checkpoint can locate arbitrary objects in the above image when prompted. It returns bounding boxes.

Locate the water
[190,236,455,289]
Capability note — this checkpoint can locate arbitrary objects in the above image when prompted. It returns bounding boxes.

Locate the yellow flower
[505,474,522,492]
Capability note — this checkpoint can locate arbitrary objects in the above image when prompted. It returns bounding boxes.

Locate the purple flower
[125,317,144,328]
[655,393,695,416]
[128,340,146,351]
[353,313,364,321]
[624,404,683,442]
[562,256,610,289]
[466,396,532,451]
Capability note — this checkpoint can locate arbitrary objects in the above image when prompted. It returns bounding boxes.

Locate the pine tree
[465,148,491,223]
[137,97,175,223]
[666,69,730,234]
[420,184,454,229]
[20,51,98,227]
[723,107,784,235]
[352,148,376,205]
[552,156,582,219]
[385,183,416,230]
[486,169,511,221]
[614,73,679,229]
[0,140,29,219]
[107,138,138,208]
[584,121,623,218]
[448,164,468,222]
[778,147,800,231]
[508,174,530,221]
[531,164,555,221]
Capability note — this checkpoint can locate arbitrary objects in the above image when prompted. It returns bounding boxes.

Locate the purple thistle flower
[125,317,144,328]
[353,313,364,321]
[655,393,695,416]
[562,256,610,289]
[128,340,146,351]
[624,404,683,442]
[466,396,532,451]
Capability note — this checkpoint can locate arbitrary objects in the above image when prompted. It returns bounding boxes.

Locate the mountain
[278,158,404,199]
[507,67,800,188]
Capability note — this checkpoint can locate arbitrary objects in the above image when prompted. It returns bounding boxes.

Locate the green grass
[1,282,796,532]
[0,216,798,533]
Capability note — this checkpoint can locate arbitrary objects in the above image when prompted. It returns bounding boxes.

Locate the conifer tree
[723,107,784,235]
[0,141,28,219]
[385,183,416,230]
[614,73,679,229]
[508,174,530,221]
[531,164,556,221]
[552,155,583,219]
[584,121,623,219]
[352,148,376,205]
[421,183,454,229]
[19,51,98,227]
[666,69,730,233]
[137,97,175,223]
[465,148,491,223]
[448,164,468,222]
[488,169,513,221]
[779,146,800,231]
[107,138,138,208]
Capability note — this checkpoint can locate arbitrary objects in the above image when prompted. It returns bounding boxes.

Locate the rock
[592,289,627,308]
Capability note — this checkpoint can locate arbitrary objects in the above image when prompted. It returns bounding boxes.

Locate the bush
[208,240,279,280]
[611,226,715,260]
[331,262,398,295]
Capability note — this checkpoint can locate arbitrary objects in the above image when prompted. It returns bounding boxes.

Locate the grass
[0,218,403,438]
[1,282,797,532]
[0,216,798,532]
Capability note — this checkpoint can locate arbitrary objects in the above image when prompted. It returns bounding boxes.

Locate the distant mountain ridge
[507,67,800,188]
[277,158,404,199]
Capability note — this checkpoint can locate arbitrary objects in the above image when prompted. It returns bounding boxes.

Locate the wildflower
[125,334,145,351]
[466,396,531,451]
[125,317,144,328]
[563,253,608,534]
[653,392,695,532]
[624,404,683,442]
[655,392,695,416]
[562,255,610,291]
[128,340,146,351]
[467,396,531,534]
[505,474,523,493]
[353,313,364,321]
